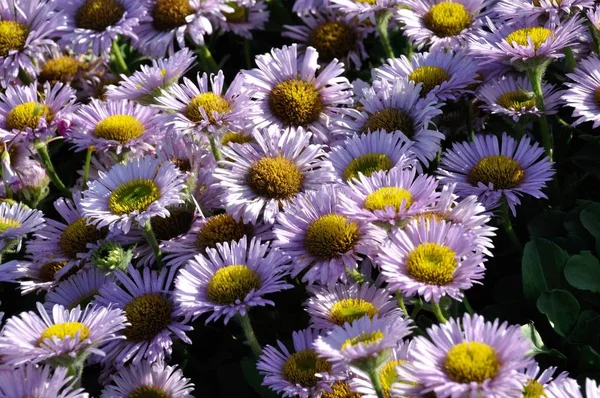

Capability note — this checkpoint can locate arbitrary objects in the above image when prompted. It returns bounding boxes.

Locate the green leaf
[537,289,580,337]
[240,356,279,398]
[568,310,600,346]
[522,239,570,302]
[521,323,547,355]
[565,251,600,293]
[580,203,600,253]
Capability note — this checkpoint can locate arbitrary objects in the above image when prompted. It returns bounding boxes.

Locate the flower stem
[375,11,395,60]
[563,47,577,72]
[431,302,447,323]
[367,367,386,398]
[244,40,253,69]
[67,361,84,390]
[82,147,93,190]
[209,135,222,162]
[396,291,409,318]
[464,98,475,142]
[500,200,522,253]
[526,66,552,161]
[142,220,163,270]
[410,297,423,320]
[462,295,474,316]
[33,139,69,195]
[111,40,130,75]
[236,313,262,357]
[197,45,219,74]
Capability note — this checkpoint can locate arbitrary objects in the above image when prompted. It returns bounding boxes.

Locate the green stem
[18,69,34,85]
[431,302,447,323]
[345,266,366,284]
[396,291,409,318]
[500,200,523,253]
[197,45,219,74]
[462,296,474,316]
[563,47,577,72]
[244,40,252,69]
[410,297,423,320]
[82,147,93,190]
[367,367,386,398]
[111,40,130,75]
[142,220,163,270]
[376,11,395,60]
[526,66,552,161]
[67,362,84,390]
[236,313,262,357]
[464,98,475,142]
[209,135,222,162]
[33,139,69,195]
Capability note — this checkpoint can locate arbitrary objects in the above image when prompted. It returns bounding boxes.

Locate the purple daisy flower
[97,265,192,367]
[339,167,439,225]
[563,55,600,128]
[67,99,160,155]
[477,74,563,122]
[0,364,87,398]
[57,0,143,55]
[0,258,81,294]
[339,78,444,166]
[174,236,292,323]
[373,50,479,102]
[257,328,342,398]
[243,44,353,144]
[101,361,194,398]
[273,185,385,285]
[105,48,196,105]
[546,377,588,398]
[283,10,368,70]
[81,155,187,234]
[0,201,45,252]
[468,15,585,69]
[214,126,335,225]
[437,133,555,215]
[0,302,127,366]
[494,0,593,23]
[44,268,114,312]
[156,70,250,135]
[330,0,402,24]
[326,131,416,182]
[0,82,77,143]
[313,314,413,368]
[394,313,532,398]
[397,0,492,51]
[212,0,269,39]
[305,282,397,330]
[292,0,328,15]
[377,218,485,302]
[0,0,62,87]
[520,362,568,397]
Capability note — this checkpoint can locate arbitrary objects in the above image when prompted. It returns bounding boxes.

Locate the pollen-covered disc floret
[175,236,292,323]
[393,313,532,398]
[0,302,126,365]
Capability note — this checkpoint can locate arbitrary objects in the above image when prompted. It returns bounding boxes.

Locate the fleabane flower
[0,302,127,366]
[257,328,341,398]
[81,156,187,234]
[329,0,402,24]
[397,0,491,51]
[214,126,335,225]
[0,201,45,252]
[520,362,568,398]
[546,377,600,398]
[273,185,385,285]
[212,0,270,39]
[339,168,439,225]
[394,313,532,398]
[306,282,397,330]
[377,218,485,302]
[437,133,555,215]
[563,55,600,128]
[0,364,88,398]
[175,236,292,323]
[243,44,353,144]
[494,0,593,23]
[0,259,80,294]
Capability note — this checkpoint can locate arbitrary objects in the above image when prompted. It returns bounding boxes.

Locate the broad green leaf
[581,203,600,253]
[537,290,580,337]
[521,323,547,355]
[565,251,600,293]
[522,239,569,302]
[568,310,600,346]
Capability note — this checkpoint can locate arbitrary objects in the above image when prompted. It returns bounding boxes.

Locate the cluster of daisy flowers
[0,0,598,396]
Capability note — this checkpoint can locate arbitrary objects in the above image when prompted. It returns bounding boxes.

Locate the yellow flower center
[123,293,173,341]
[39,56,81,84]
[443,342,500,383]
[268,79,323,127]
[341,330,384,351]
[38,322,91,345]
[406,242,457,285]
[408,66,451,96]
[152,0,195,31]
[363,187,413,212]
[304,214,360,260]
[307,21,358,63]
[362,108,415,137]
[467,154,525,189]
[0,217,21,233]
[496,90,536,111]
[108,178,161,215]
[0,21,28,57]
[221,131,252,146]
[343,153,393,181]
[282,349,332,387]
[224,2,248,23]
[6,102,53,131]
[356,0,377,3]
[207,264,262,305]
[321,381,362,398]
[523,379,547,398]
[128,386,169,398]
[329,298,378,326]
[196,213,254,251]
[75,0,126,31]
[505,27,552,50]
[379,359,406,398]
[412,212,449,225]
[151,207,195,241]
[184,92,232,124]
[59,218,107,259]
[423,2,472,38]
[39,261,69,282]
[246,156,304,200]
[94,115,146,143]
